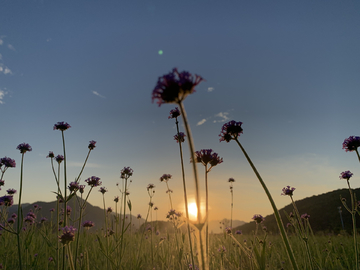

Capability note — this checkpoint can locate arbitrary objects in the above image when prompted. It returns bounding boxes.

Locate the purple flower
[154,206,158,211]
[301,213,310,220]
[107,207,112,213]
[82,220,95,229]
[79,185,85,194]
[114,196,119,203]
[33,204,39,209]
[193,149,223,168]
[160,174,172,182]
[342,136,360,152]
[120,167,133,179]
[219,120,243,142]
[46,151,55,158]
[55,155,64,164]
[11,213,17,219]
[147,183,155,191]
[41,217,48,223]
[0,157,16,168]
[24,216,35,225]
[225,227,232,234]
[88,140,96,150]
[48,257,54,262]
[174,132,186,143]
[99,187,107,194]
[152,68,204,106]
[59,226,76,245]
[228,178,235,183]
[0,195,13,207]
[218,245,227,253]
[16,143,32,154]
[252,214,265,224]
[68,182,79,192]
[53,121,71,131]
[0,180,4,187]
[235,230,242,235]
[137,214,142,219]
[7,218,15,224]
[85,176,102,187]
[168,107,181,119]
[49,208,55,213]
[339,171,353,180]
[281,186,296,196]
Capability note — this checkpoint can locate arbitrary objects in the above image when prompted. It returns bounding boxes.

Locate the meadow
[1,68,360,270]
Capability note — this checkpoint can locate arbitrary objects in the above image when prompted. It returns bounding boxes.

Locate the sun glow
[188,202,198,220]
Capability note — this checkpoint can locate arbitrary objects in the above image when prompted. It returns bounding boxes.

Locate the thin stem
[356,149,360,164]
[205,166,209,259]
[16,153,24,270]
[234,138,299,270]
[175,118,195,268]
[178,101,207,270]
[103,194,109,269]
[166,182,173,210]
[75,149,91,183]
[347,179,359,270]
[61,130,68,270]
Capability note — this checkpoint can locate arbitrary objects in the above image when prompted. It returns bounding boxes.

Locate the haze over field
[1,1,360,222]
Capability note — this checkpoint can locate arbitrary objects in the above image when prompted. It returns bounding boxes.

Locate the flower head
[120,167,133,179]
[252,214,264,224]
[228,178,235,183]
[152,68,204,106]
[82,220,95,229]
[154,206,158,211]
[281,186,296,196]
[147,183,155,191]
[107,207,112,213]
[219,120,243,142]
[160,174,172,182]
[46,151,55,158]
[301,213,310,220]
[168,107,181,119]
[6,189,17,195]
[68,182,79,192]
[85,176,102,187]
[235,230,242,235]
[99,187,108,194]
[88,140,96,150]
[218,245,227,253]
[137,214,142,219]
[0,157,16,168]
[79,185,85,194]
[16,143,32,154]
[193,149,223,168]
[59,226,76,245]
[174,132,186,143]
[114,196,119,203]
[342,136,360,152]
[53,121,71,131]
[0,195,13,207]
[55,155,64,164]
[339,171,353,181]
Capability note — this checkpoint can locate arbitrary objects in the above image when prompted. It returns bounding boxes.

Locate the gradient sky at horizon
[1,0,360,223]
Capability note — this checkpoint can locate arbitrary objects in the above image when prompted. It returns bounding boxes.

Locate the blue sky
[1,0,360,222]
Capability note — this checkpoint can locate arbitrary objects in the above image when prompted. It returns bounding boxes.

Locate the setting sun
[188,202,198,219]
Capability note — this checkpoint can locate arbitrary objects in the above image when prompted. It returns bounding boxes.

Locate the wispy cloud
[0,39,3,45]
[7,44,15,51]
[0,53,2,60]
[213,112,229,123]
[4,67,12,74]
[207,87,214,92]
[0,89,7,104]
[46,38,52,42]
[92,91,106,98]
[197,119,207,126]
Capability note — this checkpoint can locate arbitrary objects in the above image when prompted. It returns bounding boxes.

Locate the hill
[235,188,360,234]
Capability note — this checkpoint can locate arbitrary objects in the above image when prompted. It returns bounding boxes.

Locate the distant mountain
[209,219,246,234]
[8,196,145,231]
[235,188,360,234]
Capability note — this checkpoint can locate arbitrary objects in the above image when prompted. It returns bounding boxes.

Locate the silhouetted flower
[33,204,38,209]
[147,184,155,191]
[168,107,181,119]
[339,171,353,180]
[0,180,3,188]
[59,226,76,245]
[281,186,296,196]
[88,140,96,150]
[79,185,85,193]
[46,151,55,158]
[85,176,102,187]
[252,214,264,224]
[7,218,15,224]
[0,157,16,168]
[41,217,48,223]
[99,187,108,194]
[152,68,204,106]
[154,206,158,211]
[107,207,112,213]
[48,257,54,263]
[160,174,172,182]
[53,121,71,131]
[114,196,119,203]
[0,195,13,207]
[82,220,95,229]
[342,136,360,152]
[219,120,243,142]
[228,178,235,183]
[225,227,232,234]
[50,208,55,213]
[174,132,186,143]
[68,182,79,192]
[120,167,133,179]
[137,214,142,219]
[301,213,310,220]
[55,155,64,164]
[11,213,17,219]
[193,149,223,169]
[235,230,242,235]
[149,202,154,207]
[17,143,32,154]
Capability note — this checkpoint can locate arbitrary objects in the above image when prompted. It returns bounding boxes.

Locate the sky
[1,0,360,223]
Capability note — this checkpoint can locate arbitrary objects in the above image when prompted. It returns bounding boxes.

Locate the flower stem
[356,149,360,164]
[178,101,207,270]
[175,118,195,268]
[347,180,359,270]
[16,153,25,270]
[234,138,299,270]
[61,130,68,270]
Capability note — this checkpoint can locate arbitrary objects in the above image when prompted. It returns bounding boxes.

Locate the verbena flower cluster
[219,120,243,142]
[152,68,203,106]
[174,132,186,143]
[85,176,102,187]
[193,149,223,167]
[281,186,296,196]
[16,143,32,154]
[252,214,265,224]
[342,136,360,152]
[168,107,181,119]
[53,121,71,131]
[0,157,16,168]
[160,174,172,182]
[120,167,133,179]
[59,226,76,245]
[339,171,353,180]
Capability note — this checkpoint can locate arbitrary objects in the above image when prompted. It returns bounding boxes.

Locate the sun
[188,202,198,220]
